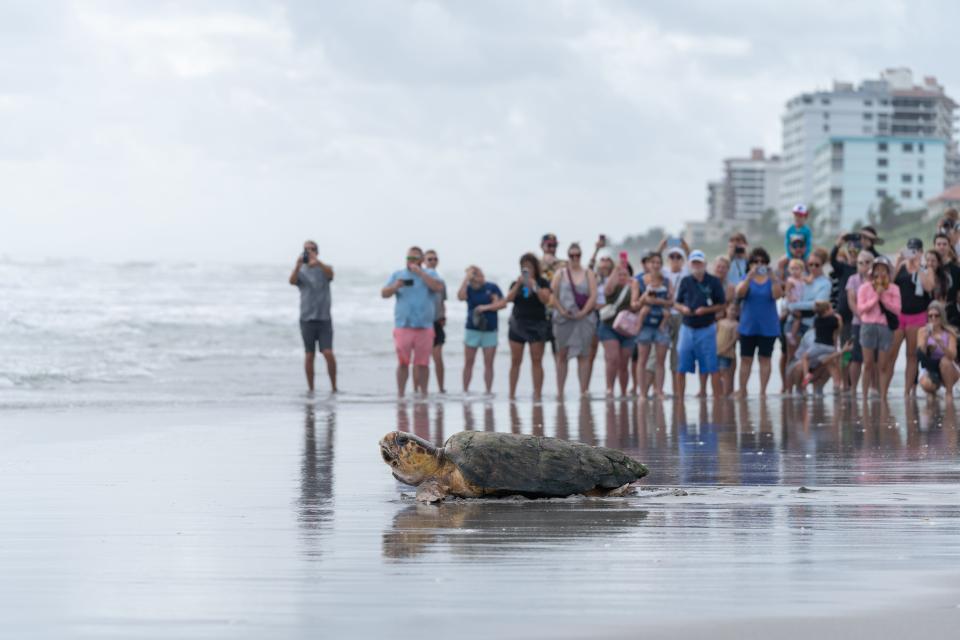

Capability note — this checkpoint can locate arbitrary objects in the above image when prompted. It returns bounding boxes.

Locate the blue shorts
[717,356,734,370]
[597,322,637,348]
[464,329,498,349]
[678,323,719,375]
[637,325,671,346]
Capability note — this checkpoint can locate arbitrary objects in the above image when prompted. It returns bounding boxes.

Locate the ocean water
[4,260,960,638]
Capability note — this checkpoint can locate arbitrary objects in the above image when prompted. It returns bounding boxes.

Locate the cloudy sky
[3,0,959,272]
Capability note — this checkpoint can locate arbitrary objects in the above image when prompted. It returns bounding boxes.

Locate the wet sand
[2,396,959,639]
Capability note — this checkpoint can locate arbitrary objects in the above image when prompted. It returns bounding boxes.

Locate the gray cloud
[2,0,959,273]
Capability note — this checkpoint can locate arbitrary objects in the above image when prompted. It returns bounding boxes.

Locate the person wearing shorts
[844,252,873,393]
[735,247,781,397]
[673,250,726,397]
[458,266,504,394]
[289,239,337,392]
[424,250,447,393]
[505,253,553,400]
[382,246,445,397]
[856,257,901,399]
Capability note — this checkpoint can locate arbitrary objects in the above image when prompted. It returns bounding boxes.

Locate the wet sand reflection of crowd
[392,397,960,487]
[297,405,335,559]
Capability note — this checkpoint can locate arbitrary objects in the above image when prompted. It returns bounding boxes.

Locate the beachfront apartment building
[811,136,946,231]
[705,148,780,223]
[779,68,957,221]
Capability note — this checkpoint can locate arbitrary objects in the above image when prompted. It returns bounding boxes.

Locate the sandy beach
[3,396,958,639]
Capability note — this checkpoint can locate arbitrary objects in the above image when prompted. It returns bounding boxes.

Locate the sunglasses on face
[857,260,873,265]
[544,243,557,248]
[669,255,683,260]
[808,261,821,268]
[425,257,438,262]
[406,256,420,261]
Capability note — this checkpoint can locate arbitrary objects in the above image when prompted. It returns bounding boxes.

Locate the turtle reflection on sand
[379,430,649,503]
[383,502,649,559]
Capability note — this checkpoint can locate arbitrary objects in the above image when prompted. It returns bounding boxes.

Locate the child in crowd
[784,204,812,260]
[715,302,739,396]
[798,300,843,392]
[782,258,808,345]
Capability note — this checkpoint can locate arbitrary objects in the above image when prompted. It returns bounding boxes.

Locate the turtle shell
[441,431,648,498]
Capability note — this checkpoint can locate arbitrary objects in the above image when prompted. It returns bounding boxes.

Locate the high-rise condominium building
[705,148,780,223]
[780,68,956,231]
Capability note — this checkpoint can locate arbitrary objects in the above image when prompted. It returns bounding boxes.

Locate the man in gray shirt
[289,240,337,392]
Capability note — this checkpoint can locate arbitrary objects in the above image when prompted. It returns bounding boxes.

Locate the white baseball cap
[688,250,706,263]
[792,204,808,216]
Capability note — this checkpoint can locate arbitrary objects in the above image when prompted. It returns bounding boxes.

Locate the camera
[941,219,955,232]
[734,246,746,256]
[756,266,768,276]
[843,233,861,243]
[302,249,310,263]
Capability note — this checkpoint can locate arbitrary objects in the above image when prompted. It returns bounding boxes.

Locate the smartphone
[618,251,629,266]
[756,266,768,276]
[599,234,607,245]
[302,250,310,263]
[902,249,917,260]
[667,237,681,248]
[734,245,746,256]
[402,279,415,287]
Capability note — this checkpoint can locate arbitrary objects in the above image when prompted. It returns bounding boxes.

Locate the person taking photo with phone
[289,240,337,393]
[381,246,445,397]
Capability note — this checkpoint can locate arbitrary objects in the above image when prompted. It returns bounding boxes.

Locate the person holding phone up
[734,247,782,397]
[381,246,445,397]
[289,239,337,393]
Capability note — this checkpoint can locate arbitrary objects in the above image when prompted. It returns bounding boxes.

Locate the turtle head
[379,431,443,486]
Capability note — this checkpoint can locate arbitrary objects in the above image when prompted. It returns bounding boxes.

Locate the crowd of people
[294,205,960,402]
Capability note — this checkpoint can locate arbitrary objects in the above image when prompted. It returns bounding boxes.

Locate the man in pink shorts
[381,246,446,396]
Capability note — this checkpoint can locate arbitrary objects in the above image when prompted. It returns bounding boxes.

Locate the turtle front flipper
[415,480,448,504]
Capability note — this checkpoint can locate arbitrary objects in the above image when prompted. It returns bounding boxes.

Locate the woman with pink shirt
[857,257,901,399]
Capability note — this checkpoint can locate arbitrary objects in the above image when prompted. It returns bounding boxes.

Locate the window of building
[877,158,888,167]
[864,100,873,106]
[821,98,830,104]
[902,174,912,183]
[823,124,830,132]
[878,142,888,152]
[901,189,912,199]
[832,142,843,153]
[823,112,830,119]
[863,112,873,120]
[918,190,924,199]
[880,99,889,105]
[903,143,914,152]
[919,143,925,152]
[918,174,924,184]
[876,189,887,197]
[877,174,887,182]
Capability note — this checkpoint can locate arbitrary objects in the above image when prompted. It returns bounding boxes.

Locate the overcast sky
[3,0,959,273]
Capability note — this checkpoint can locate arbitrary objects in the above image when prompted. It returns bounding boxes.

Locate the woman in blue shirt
[735,247,782,397]
[457,266,505,394]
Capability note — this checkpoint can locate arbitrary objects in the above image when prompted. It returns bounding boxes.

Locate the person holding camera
[381,246,445,397]
[457,266,504,394]
[917,301,959,397]
[289,240,337,392]
[889,238,936,395]
[934,232,960,328]
[735,247,782,397]
[505,253,553,400]
[857,256,901,399]
[726,232,749,287]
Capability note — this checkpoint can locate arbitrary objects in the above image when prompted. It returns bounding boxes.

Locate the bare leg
[904,326,920,395]
[759,356,772,396]
[432,344,445,393]
[617,346,631,395]
[940,359,959,394]
[482,346,496,393]
[463,346,478,392]
[711,371,723,397]
[697,373,707,398]
[653,344,668,397]
[848,361,862,395]
[636,343,651,398]
[304,352,315,391]
[862,349,876,396]
[320,349,337,392]
[587,335,600,386]
[577,354,591,395]
[738,355,753,396]
[414,364,430,394]
[530,341,546,401]
[396,364,409,397]
[556,348,570,399]
[508,341,524,400]
[603,340,621,395]
[886,329,904,394]
[878,348,893,399]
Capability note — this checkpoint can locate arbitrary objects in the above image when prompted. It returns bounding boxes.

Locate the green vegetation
[616,198,940,264]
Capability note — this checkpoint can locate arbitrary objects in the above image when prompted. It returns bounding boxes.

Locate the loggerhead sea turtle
[379,430,649,503]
